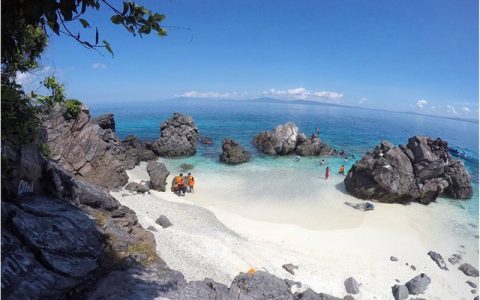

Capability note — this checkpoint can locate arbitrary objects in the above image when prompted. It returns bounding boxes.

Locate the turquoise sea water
[90,99,479,219]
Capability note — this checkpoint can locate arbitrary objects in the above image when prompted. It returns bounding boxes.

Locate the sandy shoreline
[112,162,479,299]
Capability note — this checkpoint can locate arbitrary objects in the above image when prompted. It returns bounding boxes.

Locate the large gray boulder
[41,105,128,189]
[344,137,473,204]
[253,122,299,155]
[405,273,431,295]
[151,113,199,157]
[220,138,251,165]
[458,263,479,277]
[344,277,360,294]
[253,123,337,156]
[295,135,337,156]
[146,161,170,192]
[229,271,293,300]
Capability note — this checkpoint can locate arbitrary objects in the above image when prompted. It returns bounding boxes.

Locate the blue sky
[19,0,478,119]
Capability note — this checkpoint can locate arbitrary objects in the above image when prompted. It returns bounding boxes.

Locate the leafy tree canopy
[1,0,167,143]
[2,0,167,84]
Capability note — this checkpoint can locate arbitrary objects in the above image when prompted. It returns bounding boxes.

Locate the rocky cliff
[344,136,473,204]
[2,109,347,299]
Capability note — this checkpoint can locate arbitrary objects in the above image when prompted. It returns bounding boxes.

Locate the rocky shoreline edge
[2,104,476,299]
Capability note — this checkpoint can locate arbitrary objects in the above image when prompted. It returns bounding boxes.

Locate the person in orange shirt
[338,165,345,175]
[175,173,186,196]
[187,172,195,193]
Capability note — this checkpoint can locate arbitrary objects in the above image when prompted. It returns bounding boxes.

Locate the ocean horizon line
[87,96,480,124]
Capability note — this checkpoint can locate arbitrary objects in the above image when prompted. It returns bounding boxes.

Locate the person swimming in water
[320,158,326,165]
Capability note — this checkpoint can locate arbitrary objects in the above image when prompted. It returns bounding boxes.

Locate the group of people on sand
[171,172,195,196]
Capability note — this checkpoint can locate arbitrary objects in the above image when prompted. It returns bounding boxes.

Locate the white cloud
[15,65,53,87]
[446,105,457,115]
[358,97,368,104]
[462,107,470,113]
[179,91,234,98]
[416,99,427,109]
[263,87,343,102]
[91,63,107,70]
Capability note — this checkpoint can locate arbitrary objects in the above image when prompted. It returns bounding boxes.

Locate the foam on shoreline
[112,161,479,299]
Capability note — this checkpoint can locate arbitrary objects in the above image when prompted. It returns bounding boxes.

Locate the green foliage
[63,99,83,120]
[1,1,166,145]
[1,84,41,144]
[31,76,66,109]
[39,143,51,158]
[2,76,69,143]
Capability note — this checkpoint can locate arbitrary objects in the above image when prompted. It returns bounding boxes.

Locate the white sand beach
[112,161,479,299]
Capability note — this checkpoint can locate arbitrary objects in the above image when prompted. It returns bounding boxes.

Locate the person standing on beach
[175,173,186,196]
[325,167,330,180]
[338,165,345,175]
[187,172,195,193]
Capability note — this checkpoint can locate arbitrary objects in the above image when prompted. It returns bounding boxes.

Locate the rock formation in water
[253,122,336,156]
[344,136,473,204]
[151,113,199,157]
[220,138,251,165]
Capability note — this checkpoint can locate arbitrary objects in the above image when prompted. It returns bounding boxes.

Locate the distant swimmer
[344,157,349,162]
[351,154,355,159]
[325,167,330,180]
[320,158,326,165]
[338,165,345,175]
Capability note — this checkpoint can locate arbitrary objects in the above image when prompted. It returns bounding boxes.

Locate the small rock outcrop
[200,136,213,145]
[282,264,298,275]
[146,161,170,192]
[392,284,409,300]
[125,182,150,193]
[92,113,115,131]
[344,201,374,211]
[151,113,199,157]
[448,254,462,265]
[458,263,479,277]
[344,136,473,204]
[405,273,431,295]
[41,105,128,189]
[155,215,173,228]
[344,277,360,294]
[427,251,449,270]
[220,138,251,165]
[253,122,336,156]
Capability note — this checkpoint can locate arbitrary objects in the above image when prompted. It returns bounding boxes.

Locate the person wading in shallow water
[325,167,330,180]
[338,165,345,175]
[187,172,195,193]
